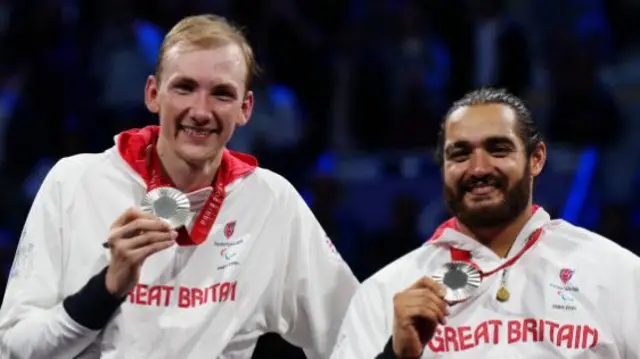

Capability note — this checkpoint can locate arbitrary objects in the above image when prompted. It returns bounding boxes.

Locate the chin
[464,193,504,208]
[176,144,220,165]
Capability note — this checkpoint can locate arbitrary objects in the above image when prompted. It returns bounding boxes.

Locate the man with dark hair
[435,87,542,167]
[330,88,640,359]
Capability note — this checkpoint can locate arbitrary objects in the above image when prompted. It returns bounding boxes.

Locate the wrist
[391,339,422,359]
[63,266,126,330]
[104,268,127,298]
[376,337,400,359]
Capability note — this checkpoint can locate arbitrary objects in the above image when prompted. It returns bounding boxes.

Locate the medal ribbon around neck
[432,227,544,303]
[449,227,544,278]
[146,146,226,246]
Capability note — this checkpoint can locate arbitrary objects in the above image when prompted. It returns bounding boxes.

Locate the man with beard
[330,88,640,359]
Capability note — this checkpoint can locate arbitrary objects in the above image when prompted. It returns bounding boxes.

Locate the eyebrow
[170,76,196,85]
[444,136,516,155]
[170,75,239,91]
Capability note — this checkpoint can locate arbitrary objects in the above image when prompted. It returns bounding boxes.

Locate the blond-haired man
[0,15,359,359]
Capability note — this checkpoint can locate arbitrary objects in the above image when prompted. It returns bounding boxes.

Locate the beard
[444,166,531,229]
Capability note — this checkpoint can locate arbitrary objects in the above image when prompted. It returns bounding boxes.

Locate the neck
[457,203,534,258]
[156,137,222,192]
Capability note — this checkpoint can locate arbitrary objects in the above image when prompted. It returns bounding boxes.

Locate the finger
[120,230,178,250]
[407,276,445,297]
[418,289,449,317]
[398,290,449,321]
[422,277,447,298]
[407,276,446,299]
[402,304,444,326]
[130,239,175,263]
[112,218,173,240]
[400,288,448,309]
[406,276,427,290]
[424,300,447,325]
[110,208,150,229]
[412,300,447,325]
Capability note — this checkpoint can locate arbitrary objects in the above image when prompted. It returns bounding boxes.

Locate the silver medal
[431,261,482,303]
[140,187,191,229]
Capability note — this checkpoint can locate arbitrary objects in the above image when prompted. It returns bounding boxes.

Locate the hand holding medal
[391,277,449,359]
[104,208,178,298]
[103,161,193,298]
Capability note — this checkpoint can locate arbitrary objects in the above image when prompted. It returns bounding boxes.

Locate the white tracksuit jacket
[0,126,359,359]
[331,208,640,358]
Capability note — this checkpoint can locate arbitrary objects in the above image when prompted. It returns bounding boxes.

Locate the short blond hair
[155,14,257,90]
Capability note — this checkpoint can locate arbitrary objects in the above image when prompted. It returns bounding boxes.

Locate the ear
[144,75,160,114]
[236,90,254,127]
[529,142,547,177]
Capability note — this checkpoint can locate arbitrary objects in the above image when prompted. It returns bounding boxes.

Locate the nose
[468,150,492,177]
[188,91,214,123]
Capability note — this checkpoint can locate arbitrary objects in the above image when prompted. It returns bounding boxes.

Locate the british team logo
[224,221,236,239]
[559,268,574,284]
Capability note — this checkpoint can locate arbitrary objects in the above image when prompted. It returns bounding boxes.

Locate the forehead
[162,43,247,90]
[445,103,520,146]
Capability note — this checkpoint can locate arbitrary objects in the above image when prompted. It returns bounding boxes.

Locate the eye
[212,88,236,101]
[489,145,512,157]
[173,83,194,94]
[448,150,470,162]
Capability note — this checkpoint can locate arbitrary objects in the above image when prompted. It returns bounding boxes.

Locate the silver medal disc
[431,261,482,303]
[140,187,191,229]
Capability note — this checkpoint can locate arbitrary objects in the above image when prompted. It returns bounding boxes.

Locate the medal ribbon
[449,228,543,278]
[146,146,226,246]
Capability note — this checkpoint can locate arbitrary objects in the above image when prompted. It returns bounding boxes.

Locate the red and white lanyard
[448,228,544,277]
[146,147,226,246]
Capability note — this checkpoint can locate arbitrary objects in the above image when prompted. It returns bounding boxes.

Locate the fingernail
[171,231,178,239]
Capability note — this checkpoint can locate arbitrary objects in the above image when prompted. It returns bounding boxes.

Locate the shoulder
[544,220,640,271]
[245,167,303,205]
[40,148,128,204]
[43,151,111,190]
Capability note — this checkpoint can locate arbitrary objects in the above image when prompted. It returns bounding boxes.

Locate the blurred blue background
[1,0,639,357]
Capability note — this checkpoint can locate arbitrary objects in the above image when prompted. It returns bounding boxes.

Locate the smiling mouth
[468,184,497,195]
[179,125,220,138]
[462,177,503,197]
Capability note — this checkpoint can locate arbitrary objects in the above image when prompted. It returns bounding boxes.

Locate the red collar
[427,205,541,242]
[117,125,258,188]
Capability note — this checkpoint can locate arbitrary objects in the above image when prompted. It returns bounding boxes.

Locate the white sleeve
[330,280,392,359]
[271,182,360,359]
[620,258,640,359]
[0,161,100,359]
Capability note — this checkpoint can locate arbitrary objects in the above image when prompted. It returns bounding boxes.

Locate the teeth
[183,128,211,137]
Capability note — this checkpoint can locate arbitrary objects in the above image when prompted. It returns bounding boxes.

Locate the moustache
[459,175,506,192]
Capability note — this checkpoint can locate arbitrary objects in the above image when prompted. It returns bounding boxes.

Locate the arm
[620,258,640,359]
[271,182,360,359]
[0,160,123,359]
[330,281,394,359]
